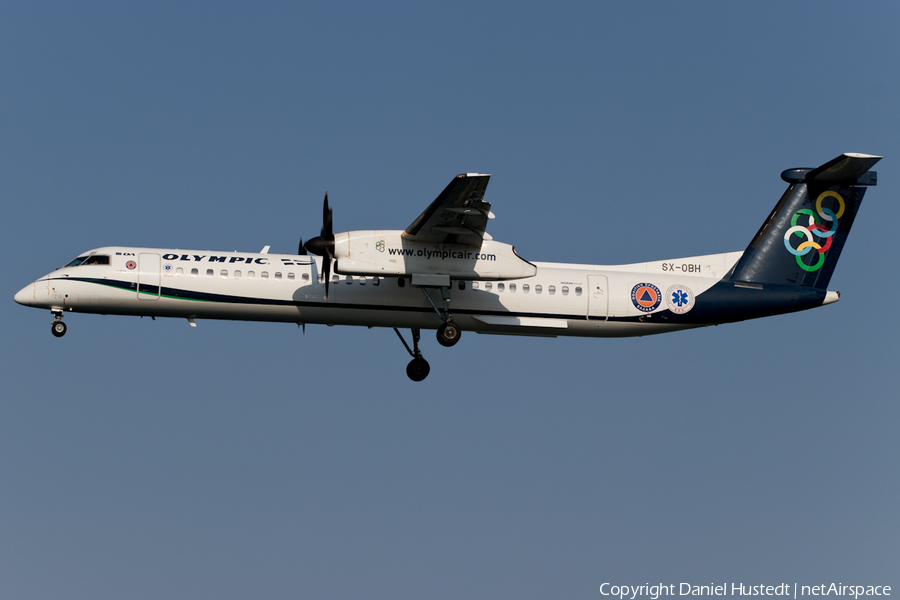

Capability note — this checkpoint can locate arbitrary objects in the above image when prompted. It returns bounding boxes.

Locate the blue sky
[2,2,898,599]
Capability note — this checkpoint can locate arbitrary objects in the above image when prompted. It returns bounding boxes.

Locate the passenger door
[587,274,608,320]
[138,253,160,300]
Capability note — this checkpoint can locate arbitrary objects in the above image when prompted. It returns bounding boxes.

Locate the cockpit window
[64,255,110,267]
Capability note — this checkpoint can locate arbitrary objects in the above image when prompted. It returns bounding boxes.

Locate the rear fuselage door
[138,253,160,300]
[587,274,608,320]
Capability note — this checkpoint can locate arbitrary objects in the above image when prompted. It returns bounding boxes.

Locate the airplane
[14,152,880,381]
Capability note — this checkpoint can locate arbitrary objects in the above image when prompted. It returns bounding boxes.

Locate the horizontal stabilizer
[805,153,881,183]
[781,153,881,185]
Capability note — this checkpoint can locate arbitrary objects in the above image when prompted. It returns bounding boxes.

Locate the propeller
[303,193,334,298]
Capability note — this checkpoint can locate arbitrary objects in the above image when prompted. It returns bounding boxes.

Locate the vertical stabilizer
[726,153,880,290]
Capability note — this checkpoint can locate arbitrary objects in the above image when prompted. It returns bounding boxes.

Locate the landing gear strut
[420,286,461,347]
[394,327,430,382]
[51,312,66,338]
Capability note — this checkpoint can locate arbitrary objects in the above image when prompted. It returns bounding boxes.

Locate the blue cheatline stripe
[61,276,704,324]
[60,276,611,321]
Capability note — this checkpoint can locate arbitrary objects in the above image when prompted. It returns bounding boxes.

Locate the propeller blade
[323,247,332,299]
[322,193,332,238]
[303,192,335,257]
[303,191,335,298]
[298,238,306,255]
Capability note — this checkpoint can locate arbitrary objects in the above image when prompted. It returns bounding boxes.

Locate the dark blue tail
[726,153,880,290]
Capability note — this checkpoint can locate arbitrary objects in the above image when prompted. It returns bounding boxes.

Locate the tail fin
[726,153,881,290]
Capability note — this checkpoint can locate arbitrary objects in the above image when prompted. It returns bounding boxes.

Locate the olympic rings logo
[376,237,386,252]
[783,191,845,272]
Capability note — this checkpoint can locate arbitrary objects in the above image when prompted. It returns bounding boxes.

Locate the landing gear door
[587,274,608,320]
[138,253,160,300]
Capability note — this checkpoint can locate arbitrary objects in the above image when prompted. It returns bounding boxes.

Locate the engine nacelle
[333,230,536,280]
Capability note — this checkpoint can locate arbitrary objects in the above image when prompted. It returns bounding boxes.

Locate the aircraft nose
[14,284,33,306]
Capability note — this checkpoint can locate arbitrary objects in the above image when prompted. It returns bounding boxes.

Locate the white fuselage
[15,246,746,338]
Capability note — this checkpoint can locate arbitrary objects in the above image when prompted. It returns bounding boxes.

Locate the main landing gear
[419,286,461,347]
[394,328,430,382]
[51,311,66,338]
[393,283,464,381]
[436,321,460,347]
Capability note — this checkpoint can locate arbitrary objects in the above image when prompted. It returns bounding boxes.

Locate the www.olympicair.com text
[599,584,891,600]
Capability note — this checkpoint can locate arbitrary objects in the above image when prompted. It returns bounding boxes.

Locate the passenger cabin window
[288,273,295,281]
[261,271,269,279]
[472,281,479,289]
[358,276,367,285]
[549,285,556,295]
[523,284,530,293]
[234,270,242,279]
[191,268,198,277]
[535,285,543,294]
[248,271,255,279]
[509,283,516,293]
[206,269,214,277]
[220,270,228,278]
[345,275,353,284]
[302,273,310,282]
[372,277,380,286]
[275,272,282,280]
[497,283,505,292]
[485,282,492,291]
[458,281,465,290]
[575,286,582,296]
[176,267,183,276]
[562,286,569,296]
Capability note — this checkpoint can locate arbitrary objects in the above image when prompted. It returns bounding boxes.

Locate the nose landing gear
[51,312,66,337]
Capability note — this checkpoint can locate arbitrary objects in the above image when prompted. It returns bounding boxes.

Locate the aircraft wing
[402,173,494,247]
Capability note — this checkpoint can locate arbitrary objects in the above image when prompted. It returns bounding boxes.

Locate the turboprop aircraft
[15,153,880,381]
